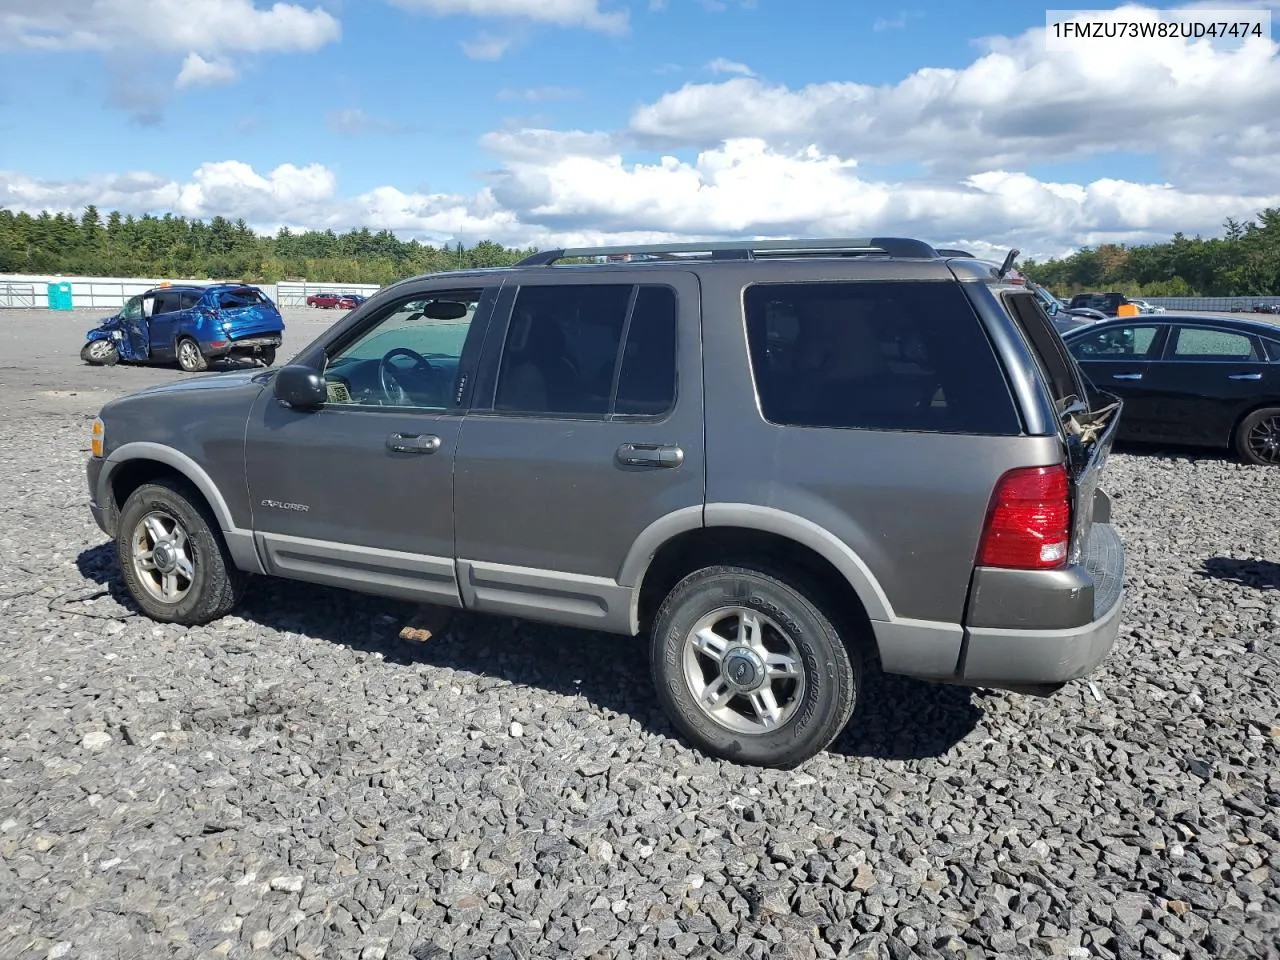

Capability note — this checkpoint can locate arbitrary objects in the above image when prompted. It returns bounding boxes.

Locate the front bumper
[958,522,1125,688]
[86,456,116,537]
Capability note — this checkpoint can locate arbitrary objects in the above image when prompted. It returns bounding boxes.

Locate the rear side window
[744,280,1019,435]
[1003,291,1086,409]
[179,292,201,310]
[494,283,678,419]
[1171,327,1259,360]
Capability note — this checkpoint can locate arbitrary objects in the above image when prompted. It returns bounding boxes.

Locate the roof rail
[516,236,941,266]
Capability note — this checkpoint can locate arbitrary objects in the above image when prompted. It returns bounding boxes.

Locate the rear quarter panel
[698,262,1062,626]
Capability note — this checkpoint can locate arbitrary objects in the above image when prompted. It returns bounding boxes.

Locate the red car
[306,292,342,308]
[337,294,367,310]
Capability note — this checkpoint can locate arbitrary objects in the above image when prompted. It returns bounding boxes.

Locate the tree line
[1020,208,1280,297]
[2,203,1278,295]
[0,206,537,284]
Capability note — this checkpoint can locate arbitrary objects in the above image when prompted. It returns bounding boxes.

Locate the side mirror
[274,365,327,410]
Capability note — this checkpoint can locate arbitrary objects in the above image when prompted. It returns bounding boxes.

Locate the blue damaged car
[81,283,285,372]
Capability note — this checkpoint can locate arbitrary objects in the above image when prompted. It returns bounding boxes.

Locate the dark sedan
[1062,314,1280,465]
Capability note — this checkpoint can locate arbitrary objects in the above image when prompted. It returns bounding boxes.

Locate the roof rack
[516,236,941,266]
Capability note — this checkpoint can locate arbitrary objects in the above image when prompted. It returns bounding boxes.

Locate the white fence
[0,274,383,310]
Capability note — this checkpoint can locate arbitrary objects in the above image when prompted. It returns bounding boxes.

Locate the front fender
[96,442,264,574]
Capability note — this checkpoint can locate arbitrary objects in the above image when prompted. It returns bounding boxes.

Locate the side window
[744,281,1020,435]
[321,287,492,410]
[1264,339,1280,362]
[1171,327,1259,361]
[179,292,201,310]
[615,285,678,417]
[1068,325,1161,359]
[152,292,184,315]
[493,283,677,419]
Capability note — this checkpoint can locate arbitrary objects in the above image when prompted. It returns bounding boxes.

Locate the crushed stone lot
[1,310,1279,960]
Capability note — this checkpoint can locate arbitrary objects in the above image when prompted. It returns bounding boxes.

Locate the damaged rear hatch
[997,281,1123,574]
[211,286,285,341]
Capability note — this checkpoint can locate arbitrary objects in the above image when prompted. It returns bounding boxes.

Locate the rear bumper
[957,521,1125,688]
[202,334,282,357]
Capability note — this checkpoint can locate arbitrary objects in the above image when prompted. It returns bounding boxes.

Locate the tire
[1234,406,1280,466]
[259,347,277,367]
[650,563,859,768]
[116,478,247,625]
[81,340,120,366]
[176,337,208,373]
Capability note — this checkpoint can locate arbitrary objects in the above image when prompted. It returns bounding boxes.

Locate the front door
[453,272,704,631]
[119,295,150,360]
[1142,324,1276,446]
[243,282,501,605]
[1068,322,1168,440]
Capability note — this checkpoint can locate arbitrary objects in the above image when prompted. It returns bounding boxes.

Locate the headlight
[91,417,104,458]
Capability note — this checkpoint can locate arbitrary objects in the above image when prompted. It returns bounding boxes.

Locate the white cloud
[0,0,340,53]
[498,86,581,101]
[5,141,1278,259]
[461,31,513,59]
[175,52,238,89]
[630,5,1280,182]
[706,57,753,76]
[325,108,408,136]
[388,0,628,33]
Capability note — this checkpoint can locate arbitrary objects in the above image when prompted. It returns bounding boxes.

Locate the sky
[1,0,1279,260]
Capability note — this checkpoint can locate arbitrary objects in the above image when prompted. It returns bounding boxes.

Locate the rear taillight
[977,465,1071,569]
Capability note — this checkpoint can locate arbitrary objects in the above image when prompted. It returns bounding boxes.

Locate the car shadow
[75,542,982,762]
[1199,557,1280,591]
[1110,439,1230,463]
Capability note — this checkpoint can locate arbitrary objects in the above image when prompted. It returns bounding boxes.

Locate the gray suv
[86,237,1126,767]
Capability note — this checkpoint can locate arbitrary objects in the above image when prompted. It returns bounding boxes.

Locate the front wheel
[81,339,120,366]
[258,347,277,367]
[650,564,859,768]
[116,478,247,624]
[1235,406,1280,465]
[176,337,208,373]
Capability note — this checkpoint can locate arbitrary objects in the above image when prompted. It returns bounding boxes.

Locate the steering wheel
[378,347,435,405]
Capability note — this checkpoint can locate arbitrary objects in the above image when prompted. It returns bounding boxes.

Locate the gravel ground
[0,310,1278,960]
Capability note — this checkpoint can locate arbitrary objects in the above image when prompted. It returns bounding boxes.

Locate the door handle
[1228,372,1262,380]
[617,442,684,467]
[1111,373,1143,381]
[387,433,441,454]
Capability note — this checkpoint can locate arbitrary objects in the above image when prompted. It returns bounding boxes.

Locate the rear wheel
[81,340,120,366]
[258,347,277,367]
[650,563,859,768]
[176,337,208,373]
[1235,406,1280,466]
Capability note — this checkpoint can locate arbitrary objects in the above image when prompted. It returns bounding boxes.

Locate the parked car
[1062,314,1280,465]
[81,284,284,372]
[1028,281,1107,332]
[85,236,1126,768]
[306,292,343,308]
[1129,298,1165,314]
[1068,292,1143,317]
[1251,302,1279,315]
[338,294,368,310]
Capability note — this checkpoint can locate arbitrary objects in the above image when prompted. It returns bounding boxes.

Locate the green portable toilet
[46,282,73,310]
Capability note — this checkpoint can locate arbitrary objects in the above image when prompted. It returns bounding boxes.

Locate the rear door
[452,272,703,632]
[1062,322,1168,439]
[1142,323,1273,446]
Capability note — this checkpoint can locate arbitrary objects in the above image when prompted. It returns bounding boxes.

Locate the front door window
[321,288,492,409]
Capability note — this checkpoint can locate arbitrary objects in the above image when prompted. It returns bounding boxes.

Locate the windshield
[120,296,143,320]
